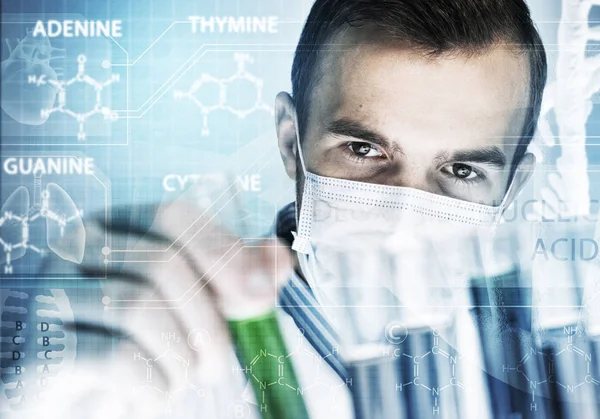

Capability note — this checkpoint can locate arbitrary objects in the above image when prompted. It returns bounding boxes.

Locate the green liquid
[228,311,310,419]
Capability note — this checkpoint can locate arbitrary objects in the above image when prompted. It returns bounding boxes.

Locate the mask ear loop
[293,111,305,224]
[291,111,313,254]
[495,168,520,226]
[294,111,308,177]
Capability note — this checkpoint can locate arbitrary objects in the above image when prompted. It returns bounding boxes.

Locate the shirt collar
[275,202,347,379]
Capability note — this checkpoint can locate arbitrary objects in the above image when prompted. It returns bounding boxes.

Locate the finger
[212,237,293,319]
[82,216,223,374]
[151,187,293,318]
[110,288,233,392]
[84,192,293,383]
[84,211,216,306]
[97,231,234,390]
[81,217,171,302]
[94,239,221,375]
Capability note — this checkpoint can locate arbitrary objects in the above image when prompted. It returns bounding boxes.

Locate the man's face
[277,36,532,207]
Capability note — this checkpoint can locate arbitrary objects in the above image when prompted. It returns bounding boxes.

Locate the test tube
[192,174,309,419]
[228,312,309,419]
[534,223,599,419]
[347,322,461,419]
[337,234,464,419]
[584,262,600,417]
[336,247,408,419]
[541,325,598,419]
[467,226,554,419]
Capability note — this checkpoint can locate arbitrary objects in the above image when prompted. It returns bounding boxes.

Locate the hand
[60,183,292,418]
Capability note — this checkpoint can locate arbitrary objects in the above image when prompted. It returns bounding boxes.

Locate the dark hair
[291,0,547,177]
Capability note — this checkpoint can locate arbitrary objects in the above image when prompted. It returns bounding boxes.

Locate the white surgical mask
[290,117,517,331]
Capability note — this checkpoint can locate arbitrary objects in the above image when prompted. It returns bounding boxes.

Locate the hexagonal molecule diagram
[173,53,273,136]
[27,54,119,141]
[503,325,600,413]
[232,327,350,415]
[0,171,85,274]
[132,332,205,416]
[394,329,465,417]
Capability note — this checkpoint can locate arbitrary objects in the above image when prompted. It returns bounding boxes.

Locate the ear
[503,152,536,208]
[275,91,298,180]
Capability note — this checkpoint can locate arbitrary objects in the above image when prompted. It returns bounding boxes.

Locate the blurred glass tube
[385,231,457,333]
[532,223,585,330]
[466,225,555,419]
[347,323,461,419]
[327,232,466,419]
[583,261,600,394]
[533,223,599,419]
[188,172,308,418]
[467,225,535,331]
[542,325,599,419]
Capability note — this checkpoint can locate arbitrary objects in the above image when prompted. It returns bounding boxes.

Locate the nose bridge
[387,160,433,192]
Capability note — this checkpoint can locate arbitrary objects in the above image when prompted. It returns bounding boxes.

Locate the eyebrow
[326,118,404,155]
[327,119,507,168]
[442,147,507,168]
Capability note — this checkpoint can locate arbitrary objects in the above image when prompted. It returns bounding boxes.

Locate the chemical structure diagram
[173,53,273,136]
[392,329,465,416]
[0,172,84,274]
[132,332,206,416]
[503,325,600,412]
[28,54,120,141]
[232,328,351,415]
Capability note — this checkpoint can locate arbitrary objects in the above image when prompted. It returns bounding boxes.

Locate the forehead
[309,37,530,150]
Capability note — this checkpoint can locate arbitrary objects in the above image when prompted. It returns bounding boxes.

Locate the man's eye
[347,142,383,158]
[443,163,478,180]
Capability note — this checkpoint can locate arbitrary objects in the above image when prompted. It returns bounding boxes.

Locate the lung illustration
[0,182,85,271]
[45,183,85,264]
